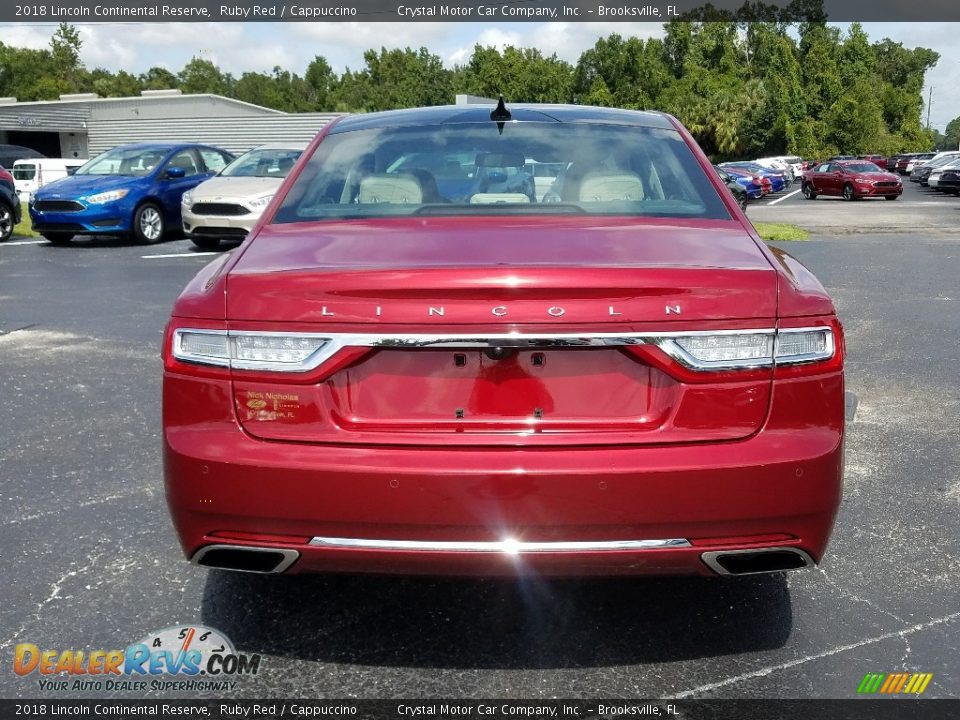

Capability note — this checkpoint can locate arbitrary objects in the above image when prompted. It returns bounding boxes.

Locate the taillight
[172,329,331,372]
[661,327,834,370]
[168,326,839,379]
[775,327,835,365]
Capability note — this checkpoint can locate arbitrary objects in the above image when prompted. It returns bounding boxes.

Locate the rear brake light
[775,328,833,364]
[170,327,836,375]
[671,333,773,366]
[173,329,330,371]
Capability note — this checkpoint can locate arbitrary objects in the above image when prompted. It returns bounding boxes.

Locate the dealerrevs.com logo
[14,625,260,692]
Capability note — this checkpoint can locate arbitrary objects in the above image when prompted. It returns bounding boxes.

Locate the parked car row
[716,160,793,202]
[23,141,307,248]
[888,152,935,175]
[907,151,960,192]
[908,152,960,195]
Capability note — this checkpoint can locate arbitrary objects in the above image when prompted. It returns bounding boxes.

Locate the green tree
[333,47,451,112]
[90,69,142,98]
[574,34,670,108]
[140,67,179,90]
[945,116,960,150]
[583,76,614,107]
[0,43,60,100]
[305,56,336,110]
[458,45,573,104]
[50,23,84,92]
[178,57,234,96]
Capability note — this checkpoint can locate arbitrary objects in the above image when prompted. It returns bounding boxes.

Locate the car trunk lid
[227,216,776,446]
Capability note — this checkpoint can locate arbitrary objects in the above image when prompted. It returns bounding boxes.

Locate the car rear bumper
[163,372,845,577]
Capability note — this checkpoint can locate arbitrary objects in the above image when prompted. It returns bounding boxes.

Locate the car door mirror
[165,167,186,179]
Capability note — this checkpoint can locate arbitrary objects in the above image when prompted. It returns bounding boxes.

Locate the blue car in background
[719,161,788,193]
[29,142,234,245]
[720,166,767,199]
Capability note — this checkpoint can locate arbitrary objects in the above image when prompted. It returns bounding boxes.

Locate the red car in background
[0,166,22,242]
[163,104,845,579]
[858,154,887,169]
[802,160,902,200]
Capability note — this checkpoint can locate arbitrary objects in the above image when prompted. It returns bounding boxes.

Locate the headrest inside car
[358,173,423,204]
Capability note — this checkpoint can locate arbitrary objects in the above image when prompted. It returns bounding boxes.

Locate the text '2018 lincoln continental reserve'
[163,102,845,578]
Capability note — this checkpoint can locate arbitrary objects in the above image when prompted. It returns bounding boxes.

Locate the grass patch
[13,203,40,238]
[753,222,809,242]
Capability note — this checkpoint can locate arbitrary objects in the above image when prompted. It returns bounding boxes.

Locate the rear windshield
[273,122,730,223]
[13,165,36,180]
[221,148,303,178]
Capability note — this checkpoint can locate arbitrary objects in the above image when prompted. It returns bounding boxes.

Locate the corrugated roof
[87,114,343,155]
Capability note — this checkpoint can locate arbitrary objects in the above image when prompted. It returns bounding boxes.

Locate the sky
[1,20,959,131]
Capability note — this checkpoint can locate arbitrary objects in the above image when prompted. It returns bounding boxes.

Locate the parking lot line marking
[766,188,802,206]
[671,610,960,698]
[2,240,45,246]
[142,251,220,259]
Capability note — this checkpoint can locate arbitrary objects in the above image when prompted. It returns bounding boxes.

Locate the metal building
[0,90,342,160]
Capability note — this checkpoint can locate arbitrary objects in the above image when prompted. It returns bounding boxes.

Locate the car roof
[329,104,677,134]
[248,143,309,151]
[105,142,219,152]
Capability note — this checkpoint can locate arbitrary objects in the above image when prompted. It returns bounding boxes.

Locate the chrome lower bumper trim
[308,537,691,554]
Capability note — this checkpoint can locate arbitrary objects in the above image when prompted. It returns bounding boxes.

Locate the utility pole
[927,86,932,129]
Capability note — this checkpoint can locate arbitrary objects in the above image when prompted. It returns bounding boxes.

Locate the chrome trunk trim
[308,537,691,553]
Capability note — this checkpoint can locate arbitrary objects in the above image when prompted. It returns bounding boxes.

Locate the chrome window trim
[308,536,691,553]
[172,326,834,373]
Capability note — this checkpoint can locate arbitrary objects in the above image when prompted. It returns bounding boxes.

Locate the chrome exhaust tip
[701,547,814,576]
[190,544,299,574]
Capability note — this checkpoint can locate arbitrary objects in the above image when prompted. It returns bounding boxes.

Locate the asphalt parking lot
[2,180,958,701]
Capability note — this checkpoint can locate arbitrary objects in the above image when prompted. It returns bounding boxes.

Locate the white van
[12,158,85,202]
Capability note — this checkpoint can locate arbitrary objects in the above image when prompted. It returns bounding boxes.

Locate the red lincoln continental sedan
[163,103,845,578]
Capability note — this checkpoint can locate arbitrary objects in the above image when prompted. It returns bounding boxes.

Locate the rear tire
[132,202,165,244]
[43,232,74,245]
[0,201,13,242]
[802,183,817,200]
[190,236,221,250]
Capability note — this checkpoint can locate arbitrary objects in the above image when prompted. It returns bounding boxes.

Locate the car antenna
[490,95,511,134]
